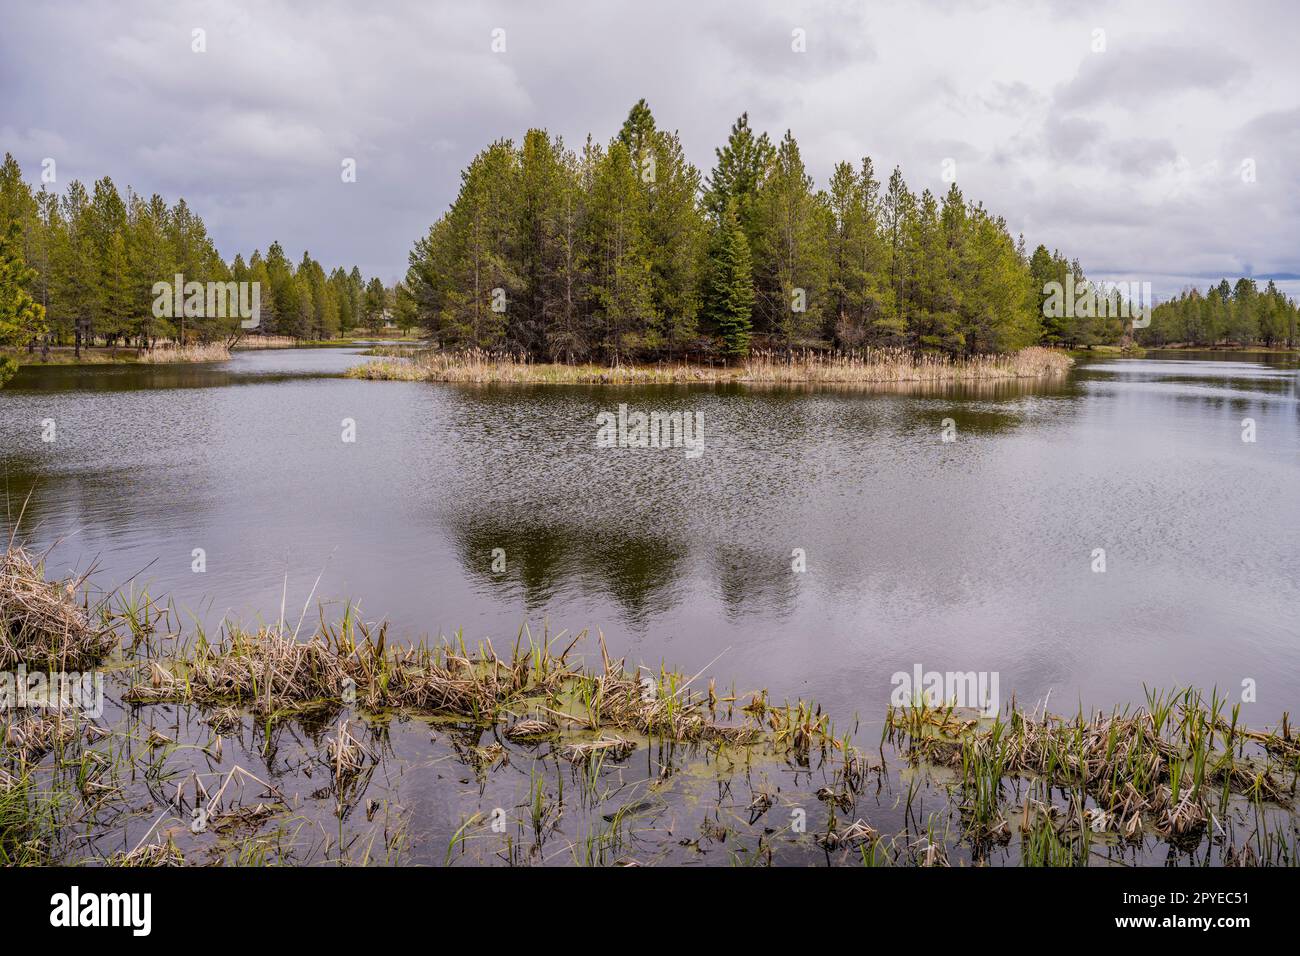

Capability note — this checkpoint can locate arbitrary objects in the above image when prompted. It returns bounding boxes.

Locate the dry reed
[345,346,1072,386]
[136,342,231,364]
[0,547,111,668]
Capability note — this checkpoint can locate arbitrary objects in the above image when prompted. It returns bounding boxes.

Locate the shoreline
[1,336,420,369]
[2,545,1297,867]
[2,344,231,367]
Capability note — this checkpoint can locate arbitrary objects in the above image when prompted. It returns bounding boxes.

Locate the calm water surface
[2,347,1297,725]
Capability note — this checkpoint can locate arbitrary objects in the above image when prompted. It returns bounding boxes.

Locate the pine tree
[363,277,388,330]
[516,128,581,355]
[641,126,705,354]
[906,188,963,352]
[99,230,134,346]
[57,181,97,354]
[826,158,889,346]
[128,193,173,345]
[0,220,47,348]
[582,140,652,361]
[752,130,831,345]
[703,113,774,253]
[264,241,296,337]
[704,201,754,357]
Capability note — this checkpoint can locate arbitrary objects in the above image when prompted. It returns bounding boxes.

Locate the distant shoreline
[1,336,416,367]
[1135,343,1300,354]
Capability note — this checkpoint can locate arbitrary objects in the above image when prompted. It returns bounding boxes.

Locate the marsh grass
[121,617,797,755]
[887,686,1299,860]
[345,346,1072,386]
[5,545,1300,867]
[0,546,112,668]
[135,342,231,363]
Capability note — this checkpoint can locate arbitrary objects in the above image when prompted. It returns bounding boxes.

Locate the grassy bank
[2,545,1296,866]
[2,343,231,366]
[346,346,1073,386]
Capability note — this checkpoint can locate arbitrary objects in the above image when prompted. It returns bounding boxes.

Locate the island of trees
[399,100,1296,360]
[3,100,1297,369]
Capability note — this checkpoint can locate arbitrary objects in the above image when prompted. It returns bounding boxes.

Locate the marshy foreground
[2,544,1297,867]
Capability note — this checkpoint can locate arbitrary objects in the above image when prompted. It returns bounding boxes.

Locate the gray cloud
[1054,40,1250,112]
[0,0,1295,297]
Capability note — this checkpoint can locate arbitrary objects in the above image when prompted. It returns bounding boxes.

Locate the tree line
[1135,278,1299,348]
[0,154,392,352]
[406,100,1114,360]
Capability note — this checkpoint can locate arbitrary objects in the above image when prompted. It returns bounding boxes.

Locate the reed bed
[345,346,1072,385]
[0,547,111,668]
[358,345,421,358]
[346,358,429,381]
[121,619,801,752]
[135,342,231,363]
[887,687,1300,853]
[231,335,305,350]
[743,346,1070,383]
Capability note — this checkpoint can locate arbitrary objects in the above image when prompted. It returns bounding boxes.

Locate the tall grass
[136,342,231,363]
[345,346,1072,385]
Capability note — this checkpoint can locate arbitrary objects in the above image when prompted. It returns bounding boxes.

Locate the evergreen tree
[752,130,831,345]
[636,117,705,354]
[703,113,774,252]
[581,140,653,360]
[363,276,388,330]
[516,128,580,354]
[826,158,889,345]
[0,220,46,347]
[703,201,754,357]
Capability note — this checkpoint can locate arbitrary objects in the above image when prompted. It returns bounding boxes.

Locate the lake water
[2,347,1298,727]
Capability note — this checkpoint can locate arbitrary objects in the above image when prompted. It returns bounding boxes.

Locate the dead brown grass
[135,342,231,363]
[0,547,112,668]
[345,346,1073,386]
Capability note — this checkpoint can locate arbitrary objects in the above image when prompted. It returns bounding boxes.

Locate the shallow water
[2,347,1299,727]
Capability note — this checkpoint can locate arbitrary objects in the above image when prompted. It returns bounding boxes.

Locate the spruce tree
[705,201,754,358]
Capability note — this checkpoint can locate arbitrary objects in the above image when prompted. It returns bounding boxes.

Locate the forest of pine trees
[407,101,1101,361]
[1135,279,1299,348]
[0,154,390,351]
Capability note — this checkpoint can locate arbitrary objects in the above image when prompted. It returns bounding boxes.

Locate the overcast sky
[2,0,1297,298]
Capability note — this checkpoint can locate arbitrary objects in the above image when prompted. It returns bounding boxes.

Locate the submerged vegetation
[2,544,1297,867]
[346,346,1072,386]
